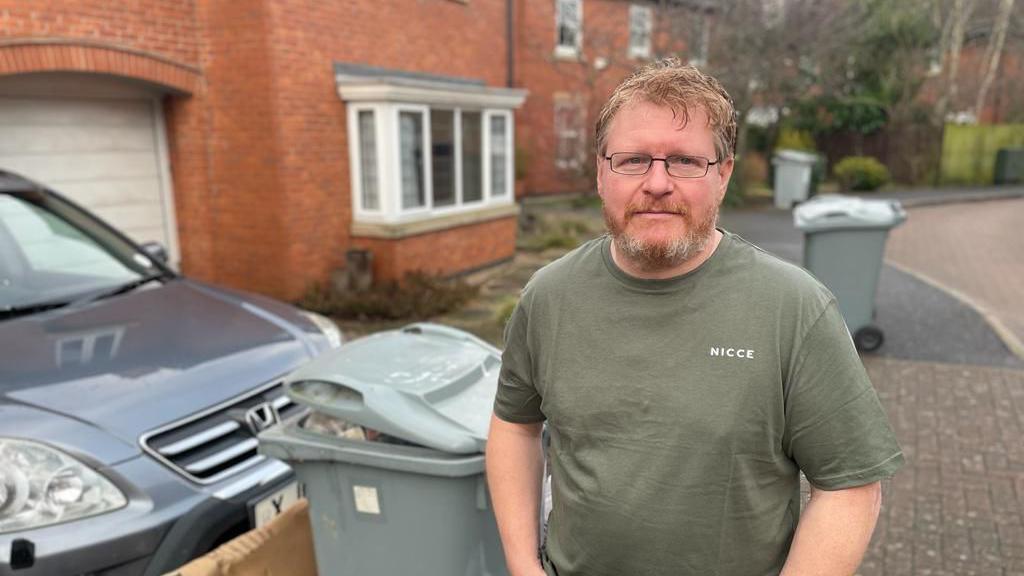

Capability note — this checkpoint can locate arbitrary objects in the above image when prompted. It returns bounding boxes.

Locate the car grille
[140,382,305,485]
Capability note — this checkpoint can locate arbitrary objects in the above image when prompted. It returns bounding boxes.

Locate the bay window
[339,65,525,228]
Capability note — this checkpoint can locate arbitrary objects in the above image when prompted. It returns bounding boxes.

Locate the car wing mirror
[140,241,169,264]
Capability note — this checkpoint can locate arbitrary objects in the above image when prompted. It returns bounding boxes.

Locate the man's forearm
[780,481,882,576]
[485,413,546,576]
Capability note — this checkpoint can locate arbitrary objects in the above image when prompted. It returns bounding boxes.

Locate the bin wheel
[854,326,884,352]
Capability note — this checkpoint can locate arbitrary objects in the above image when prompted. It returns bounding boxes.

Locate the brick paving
[885,198,1024,356]
[861,357,1024,576]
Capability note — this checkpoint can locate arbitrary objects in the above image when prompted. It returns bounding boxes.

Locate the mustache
[625,202,688,217]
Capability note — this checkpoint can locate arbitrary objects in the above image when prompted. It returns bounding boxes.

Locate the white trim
[338,81,526,109]
[555,0,583,58]
[347,103,516,227]
[628,4,653,60]
[151,97,181,270]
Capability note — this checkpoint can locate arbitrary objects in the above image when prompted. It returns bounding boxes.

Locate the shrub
[298,272,479,321]
[833,156,891,191]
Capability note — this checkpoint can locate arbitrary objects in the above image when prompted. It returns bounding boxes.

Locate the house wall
[351,216,518,283]
[2,0,518,300]
[515,0,693,197]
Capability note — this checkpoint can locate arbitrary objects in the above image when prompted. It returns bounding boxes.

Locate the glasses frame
[604,152,721,178]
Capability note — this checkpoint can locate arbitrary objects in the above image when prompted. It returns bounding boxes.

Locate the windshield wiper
[0,299,74,320]
[70,272,169,306]
[0,273,169,321]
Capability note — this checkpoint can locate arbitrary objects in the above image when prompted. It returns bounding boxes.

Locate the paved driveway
[885,199,1024,360]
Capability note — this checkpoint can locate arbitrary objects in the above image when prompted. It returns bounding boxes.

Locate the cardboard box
[165,499,317,576]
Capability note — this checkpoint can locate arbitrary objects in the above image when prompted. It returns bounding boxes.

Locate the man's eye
[625,156,648,165]
[672,156,698,166]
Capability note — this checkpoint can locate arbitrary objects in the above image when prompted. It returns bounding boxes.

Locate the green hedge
[942,124,1024,185]
[834,156,891,191]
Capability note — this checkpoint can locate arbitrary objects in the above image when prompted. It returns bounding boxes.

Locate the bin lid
[283,323,501,454]
[793,194,907,232]
[772,149,819,165]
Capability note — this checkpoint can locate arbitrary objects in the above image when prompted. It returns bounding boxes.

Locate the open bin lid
[793,194,907,232]
[283,323,501,454]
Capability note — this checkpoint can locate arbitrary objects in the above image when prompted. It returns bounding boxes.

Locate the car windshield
[0,191,162,312]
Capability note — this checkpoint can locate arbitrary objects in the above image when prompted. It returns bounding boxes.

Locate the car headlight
[0,438,127,533]
[301,311,343,349]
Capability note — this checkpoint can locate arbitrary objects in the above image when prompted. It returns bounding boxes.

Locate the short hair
[595,58,737,161]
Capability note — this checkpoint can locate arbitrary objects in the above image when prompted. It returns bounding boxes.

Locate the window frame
[628,4,653,60]
[348,105,384,214]
[349,103,515,224]
[553,98,585,171]
[484,109,514,199]
[555,0,583,59]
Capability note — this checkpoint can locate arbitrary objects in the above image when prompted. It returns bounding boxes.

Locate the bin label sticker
[353,485,381,515]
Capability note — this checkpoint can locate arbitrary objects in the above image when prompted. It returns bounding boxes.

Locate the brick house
[514,0,706,196]
[0,0,525,300]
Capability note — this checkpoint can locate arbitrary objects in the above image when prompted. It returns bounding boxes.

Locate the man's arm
[485,413,547,576]
[780,481,882,576]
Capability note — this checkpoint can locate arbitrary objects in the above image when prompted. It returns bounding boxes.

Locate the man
[486,58,903,576]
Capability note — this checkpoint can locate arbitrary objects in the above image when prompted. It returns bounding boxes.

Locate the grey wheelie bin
[793,195,907,352]
[258,323,508,576]
[772,149,819,209]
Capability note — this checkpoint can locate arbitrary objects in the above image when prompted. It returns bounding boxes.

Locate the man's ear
[716,156,735,203]
[596,154,606,197]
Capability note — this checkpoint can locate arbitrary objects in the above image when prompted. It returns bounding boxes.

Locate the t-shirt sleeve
[784,300,904,490]
[493,296,546,423]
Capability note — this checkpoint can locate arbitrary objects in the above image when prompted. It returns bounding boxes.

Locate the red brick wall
[2,0,517,301]
[0,0,200,66]
[258,0,513,299]
[352,216,518,283]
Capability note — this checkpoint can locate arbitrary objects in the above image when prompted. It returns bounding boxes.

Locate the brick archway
[0,39,200,94]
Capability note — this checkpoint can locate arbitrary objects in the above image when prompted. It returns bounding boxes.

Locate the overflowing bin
[793,195,907,352]
[772,149,819,209]
[258,323,508,576]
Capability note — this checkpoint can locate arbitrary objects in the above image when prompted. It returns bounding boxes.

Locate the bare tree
[933,0,977,122]
[973,0,1015,119]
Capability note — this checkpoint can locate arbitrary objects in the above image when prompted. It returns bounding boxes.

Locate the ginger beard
[602,196,719,272]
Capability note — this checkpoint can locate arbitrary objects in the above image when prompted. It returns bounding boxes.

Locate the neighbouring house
[0,1,525,300]
[514,0,708,196]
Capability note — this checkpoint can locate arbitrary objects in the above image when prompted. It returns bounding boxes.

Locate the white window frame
[348,104,384,214]
[555,0,583,59]
[688,12,709,67]
[554,99,585,170]
[348,103,515,224]
[484,110,514,199]
[628,4,652,59]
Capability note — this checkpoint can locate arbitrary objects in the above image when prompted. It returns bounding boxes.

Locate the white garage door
[0,73,179,267]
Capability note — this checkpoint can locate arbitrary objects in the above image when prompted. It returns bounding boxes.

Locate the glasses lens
[665,156,709,178]
[610,153,651,174]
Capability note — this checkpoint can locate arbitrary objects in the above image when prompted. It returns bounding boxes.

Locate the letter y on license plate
[252,481,303,528]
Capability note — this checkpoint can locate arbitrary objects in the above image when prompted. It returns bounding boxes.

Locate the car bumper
[0,455,293,575]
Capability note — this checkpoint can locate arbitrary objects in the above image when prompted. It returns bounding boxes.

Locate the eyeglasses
[605,152,720,178]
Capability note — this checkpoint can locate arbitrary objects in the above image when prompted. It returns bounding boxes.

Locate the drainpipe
[506,0,515,87]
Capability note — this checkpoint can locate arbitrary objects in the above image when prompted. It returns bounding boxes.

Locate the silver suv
[0,171,341,575]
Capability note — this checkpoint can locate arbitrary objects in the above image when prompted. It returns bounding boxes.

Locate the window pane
[399,111,425,209]
[490,115,508,197]
[629,5,651,57]
[462,111,483,203]
[557,0,580,50]
[358,110,379,210]
[431,109,455,208]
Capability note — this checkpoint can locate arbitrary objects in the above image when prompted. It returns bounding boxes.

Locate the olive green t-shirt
[493,231,904,576]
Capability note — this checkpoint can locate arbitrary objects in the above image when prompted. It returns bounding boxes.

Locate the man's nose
[642,159,674,197]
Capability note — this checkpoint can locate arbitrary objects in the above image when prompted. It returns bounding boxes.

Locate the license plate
[252,482,303,528]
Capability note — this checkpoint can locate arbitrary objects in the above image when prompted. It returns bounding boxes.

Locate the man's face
[596,101,734,272]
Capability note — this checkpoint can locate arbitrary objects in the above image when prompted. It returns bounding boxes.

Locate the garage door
[0,73,179,266]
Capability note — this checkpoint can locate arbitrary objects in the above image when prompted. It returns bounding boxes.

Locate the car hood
[0,279,315,445]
